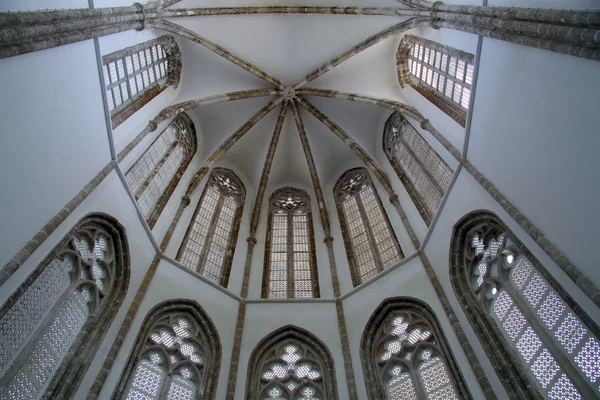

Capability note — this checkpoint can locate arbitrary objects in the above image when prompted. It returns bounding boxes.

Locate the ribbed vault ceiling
[161,0,428,196]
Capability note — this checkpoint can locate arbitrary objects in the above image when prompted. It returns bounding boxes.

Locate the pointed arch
[177,167,245,287]
[397,35,474,127]
[0,213,129,398]
[125,112,198,229]
[383,112,453,226]
[451,210,600,399]
[334,168,404,286]
[103,35,182,128]
[262,187,320,299]
[245,325,338,400]
[113,299,222,400]
[361,296,471,400]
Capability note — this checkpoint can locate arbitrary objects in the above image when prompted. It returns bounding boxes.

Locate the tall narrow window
[334,168,403,286]
[177,168,245,287]
[262,187,319,299]
[397,35,474,127]
[383,112,453,226]
[114,300,221,400]
[451,211,600,399]
[125,113,197,229]
[103,35,182,128]
[245,325,338,399]
[0,214,129,399]
[361,297,471,400]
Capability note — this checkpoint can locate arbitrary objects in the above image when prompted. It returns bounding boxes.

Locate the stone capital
[247,237,257,245]
[324,236,335,245]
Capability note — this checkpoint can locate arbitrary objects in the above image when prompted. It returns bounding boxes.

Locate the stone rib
[158,7,429,17]
[293,17,429,88]
[147,19,285,89]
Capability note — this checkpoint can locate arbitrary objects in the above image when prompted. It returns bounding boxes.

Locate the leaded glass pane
[343,197,377,282]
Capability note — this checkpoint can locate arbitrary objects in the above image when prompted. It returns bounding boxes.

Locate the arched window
[103,35,182,128]
[0,213,129,399]
[262,187,319,299]
[334,168,404,286]
[361,297,471,400]
[245,325,338,400]
[451,211,600,399]
[397,35,474,127]
[114,300,221,400]
[383,112,453,226]
[177,168,245,287]
[125,113,197,229]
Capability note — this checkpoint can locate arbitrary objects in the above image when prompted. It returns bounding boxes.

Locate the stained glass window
[361,297,470,400]
[263,187,319,299]
[397,35,474,127]
[383,112,453,226]
[0,215,128,399]
[246,326,338,399]
[334,168,403,286]
[125,113,197,228]
[116,301,220,400]
[177,168,245,287]
[452,212,600,399]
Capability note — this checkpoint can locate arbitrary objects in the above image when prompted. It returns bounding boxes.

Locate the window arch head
[361,297,471,400]
[115,299,221,400]
[245,325,338,400]
[263,187,319,299]
[0,213,129,399]
[103,35,182,128]
[334,168,403,286]
[451,210,600,399]
[383,112,453,226]
[397,35,474,127]
[177,168,245,287]
[125,112,197,228]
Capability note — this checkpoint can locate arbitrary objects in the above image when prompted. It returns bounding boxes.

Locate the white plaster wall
[97,258,240,400]
[342,255,487,400]
[235,301,348,400]
[0,40,111,268]
[467,37,600,288]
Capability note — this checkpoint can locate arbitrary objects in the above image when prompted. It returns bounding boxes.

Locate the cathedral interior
[0,0,599,399]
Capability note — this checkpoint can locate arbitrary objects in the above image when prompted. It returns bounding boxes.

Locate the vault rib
[293,17,429,89]
[147,19,286,89]
[158,7,430,17]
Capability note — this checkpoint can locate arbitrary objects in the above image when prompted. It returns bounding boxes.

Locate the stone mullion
[356,193,386,274]
[196,195,225,276]
[287,211,295,299]
[159,168,209,252]
[133,140,178,201]
[225,100,286,400]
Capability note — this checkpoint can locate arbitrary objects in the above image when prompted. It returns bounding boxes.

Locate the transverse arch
[361,296,471,400]
[245,325,338,400]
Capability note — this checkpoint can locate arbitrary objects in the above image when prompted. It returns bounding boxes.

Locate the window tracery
[397,35,474,127]
[0,214,129,399]
[177,168,245,287]
[246,326,338,400]
[334,168,403,286]
[115,300,221,400]
[383,112,453,226]
[451,211,600,399]
[262,187,319,299]
[361,297,471,400]
[125,113,197,229]
[103,35,182,128]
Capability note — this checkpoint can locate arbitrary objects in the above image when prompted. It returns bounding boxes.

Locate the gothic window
[383,112,453,226]
[0,214,129,399]
[125,113,197,229]
[103,35,182,128]
[115,300,221,400]
[177,168,245,287]
[262,187,320,299]
[397,35,474,127]
[334,168,403,286]
[451,211,600,399]
[245,325,338,400]
[361,297,471,400]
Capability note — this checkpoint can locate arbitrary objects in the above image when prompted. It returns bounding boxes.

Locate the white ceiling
[165,0,416,193]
